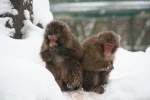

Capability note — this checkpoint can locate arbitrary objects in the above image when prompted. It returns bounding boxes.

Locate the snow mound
[1,0,150,98]
[33,0,53,27]
[64,48,150,100]
[0,0,12,15]
[0,23,66,100]
[1,17,150,99]
[146,47,150,54]
[1,19,150,99]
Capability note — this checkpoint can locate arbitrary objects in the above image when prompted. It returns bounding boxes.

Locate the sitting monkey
[82,31,120,93]
[40,21,83,91]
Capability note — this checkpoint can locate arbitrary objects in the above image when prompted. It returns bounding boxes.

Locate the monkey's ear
[96,32,102,37]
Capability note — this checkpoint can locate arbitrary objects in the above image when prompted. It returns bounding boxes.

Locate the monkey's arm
[40,41,53,62]
[40,49,53,62]
[68,38,83,60]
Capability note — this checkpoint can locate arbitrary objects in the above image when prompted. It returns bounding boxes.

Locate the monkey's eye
[48,32,52,35]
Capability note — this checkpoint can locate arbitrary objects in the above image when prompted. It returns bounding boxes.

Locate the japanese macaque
[82,31,120,94]
[40,21,83,91]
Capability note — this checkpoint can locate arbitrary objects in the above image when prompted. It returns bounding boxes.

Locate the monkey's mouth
[104,43,113,60]
[104,43,113,49]
[48,35,57,48]
[49,41,57,48]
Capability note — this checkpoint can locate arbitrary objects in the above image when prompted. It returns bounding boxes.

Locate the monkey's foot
[65,75,82,91]
[93,86,105,94]
[62,82,78,91]
[66,83,81,91]
[67,83,74,90]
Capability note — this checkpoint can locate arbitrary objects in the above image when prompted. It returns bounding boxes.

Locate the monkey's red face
[104,43,114,60]
[48,35,57,48]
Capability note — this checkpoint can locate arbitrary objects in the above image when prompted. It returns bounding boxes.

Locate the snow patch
[24,10,30,20]
[33,0,53,27]
[146,47,150,54]
[0,22,66,100]
[0,0,12,14]
[1,0,150,99]
[11,9,18,15]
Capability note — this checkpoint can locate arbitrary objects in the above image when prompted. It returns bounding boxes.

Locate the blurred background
[50,0,150,51]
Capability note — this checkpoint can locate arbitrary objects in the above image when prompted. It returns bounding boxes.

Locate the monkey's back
[82,35,106,71]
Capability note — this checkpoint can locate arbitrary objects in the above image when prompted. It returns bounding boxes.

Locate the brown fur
[40,21,83,91]
[82,31,120,93]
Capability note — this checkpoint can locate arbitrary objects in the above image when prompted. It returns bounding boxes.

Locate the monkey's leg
[83,70,95,91]
[85,71,104,94]
[92,85,105,94]
[92,71,110,94]
[66,64,82,91]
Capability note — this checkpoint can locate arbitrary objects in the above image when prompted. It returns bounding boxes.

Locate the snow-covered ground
[33,0,53,27]
[1,0,150,100]
[0,0,12,15]
[63,47,150,100]
[0,20,66,100]
[1,19,150,100]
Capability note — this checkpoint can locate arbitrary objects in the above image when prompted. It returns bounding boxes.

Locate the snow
[1,0,150,100]
[0,0,12,15]
[11,9,18,15]
[1,21,150,100]
[0,0,62,99]
[63,48,150,100]
[24,10,30,20]
[33,0,53,28]
[0,0,18,16]
[101,48,150,100]
[0,19,66,100]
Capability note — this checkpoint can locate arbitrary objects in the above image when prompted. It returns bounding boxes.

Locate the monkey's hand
[56,47,76,58]
[40,49,53,62]
[107,62,114,72]
[92,85,105,94]
[98,63,114,72]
